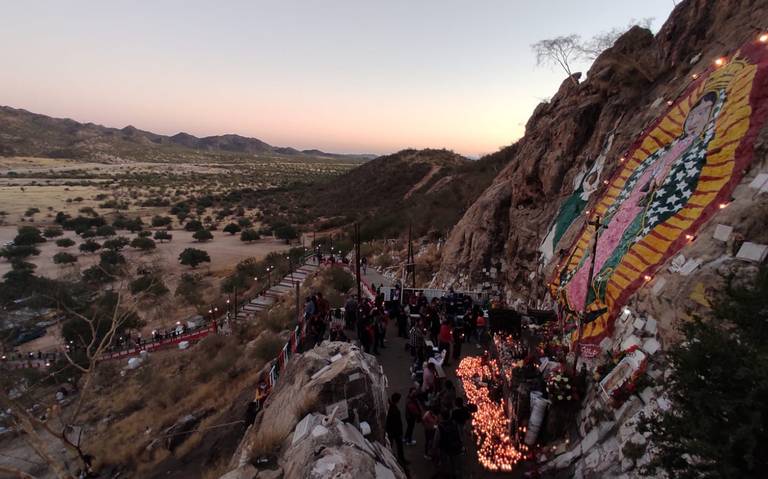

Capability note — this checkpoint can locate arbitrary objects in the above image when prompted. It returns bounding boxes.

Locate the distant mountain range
[0,105,375,162]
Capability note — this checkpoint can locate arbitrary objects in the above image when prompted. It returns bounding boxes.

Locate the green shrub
[55,238,75,248]
[640,267,768,478]
[79,239,102,253]
[223,223,242,235]
[130,237,156,251]
[179,248,210,268]
[53,252,77,265]
[43,226,64,238]
[192,230,213,242]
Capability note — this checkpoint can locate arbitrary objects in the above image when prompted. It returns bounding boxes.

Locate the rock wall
[222,341,405,479]
[437,0,768,301]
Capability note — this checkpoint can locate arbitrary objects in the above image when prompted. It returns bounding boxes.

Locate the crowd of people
[294,274,493,478]
[383,290,484,478]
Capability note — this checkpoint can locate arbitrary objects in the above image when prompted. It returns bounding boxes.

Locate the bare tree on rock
[531,34,582,86]
[579,18,654,60]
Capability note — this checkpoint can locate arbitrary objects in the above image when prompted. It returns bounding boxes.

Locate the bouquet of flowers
[546,373,575,402]
[594,345,641,382]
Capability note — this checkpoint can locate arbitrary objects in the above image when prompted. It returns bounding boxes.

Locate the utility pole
[296,282,301,323]
[407,223,416,289]
[573,215,602,373]
[233,285,238,321]
[355,223,362,300]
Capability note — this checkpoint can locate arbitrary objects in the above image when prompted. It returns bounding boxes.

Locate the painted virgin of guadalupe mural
[551,39,768,348]
[539,116,622,263]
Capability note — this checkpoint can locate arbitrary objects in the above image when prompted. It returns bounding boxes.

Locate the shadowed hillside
[256,148,510,239]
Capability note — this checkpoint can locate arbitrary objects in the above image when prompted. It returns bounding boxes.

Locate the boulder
[227,342,393,479]
[220,464,258,479]
[281,414,405,479]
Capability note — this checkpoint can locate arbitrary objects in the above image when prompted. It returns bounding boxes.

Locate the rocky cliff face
[221,342,405,479]
[437,0,768,302]
[436,2,768,476]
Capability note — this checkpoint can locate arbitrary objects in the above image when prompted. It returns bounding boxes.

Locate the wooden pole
[355,223,362,300]
[573,215,601,372]
[408,224,416,289]
[296,282,301,323]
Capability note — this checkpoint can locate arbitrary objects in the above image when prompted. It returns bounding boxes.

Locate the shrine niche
[551,40,768,347]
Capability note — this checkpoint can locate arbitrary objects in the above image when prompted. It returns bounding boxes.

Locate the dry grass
[79,338,266,474]
[249,385,319,457]
[66,261,349,475]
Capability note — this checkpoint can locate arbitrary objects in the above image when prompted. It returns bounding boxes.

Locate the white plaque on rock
[632,317,646,331]
[713,224,733,242]
[748,173,768,193]
[669,254,686,272]
[736,242,768,263]
[293,414,313,445]
[642,337,661,355]
[679,258,701,276]
[644,317,658,335]
[326,400,349,421]
[620,335,642,352]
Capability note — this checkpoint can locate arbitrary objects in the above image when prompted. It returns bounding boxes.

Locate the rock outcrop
[435,0,768,476]
[223,341,404,479]
[437,0,768,300]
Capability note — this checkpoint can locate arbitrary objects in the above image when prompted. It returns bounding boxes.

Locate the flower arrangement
[546,373,575,402]
[594,345,641,382]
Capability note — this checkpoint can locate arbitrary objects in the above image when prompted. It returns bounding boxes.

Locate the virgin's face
[684,98,715,137]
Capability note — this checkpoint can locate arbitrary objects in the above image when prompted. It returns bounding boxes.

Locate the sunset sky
[1,1,674,157]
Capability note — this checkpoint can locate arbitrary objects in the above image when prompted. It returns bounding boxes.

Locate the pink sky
[0,1,673,156]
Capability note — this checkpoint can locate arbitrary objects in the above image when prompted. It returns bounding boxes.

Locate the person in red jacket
[438,320,453,366]
[475,313,487,345]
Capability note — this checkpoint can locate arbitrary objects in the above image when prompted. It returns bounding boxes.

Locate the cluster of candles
[456,356,524,471]
[493,333,526,383]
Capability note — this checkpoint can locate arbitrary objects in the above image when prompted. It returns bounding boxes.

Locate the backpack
[438,420,463,456]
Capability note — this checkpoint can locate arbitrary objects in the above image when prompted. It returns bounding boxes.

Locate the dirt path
[403,164,440,200]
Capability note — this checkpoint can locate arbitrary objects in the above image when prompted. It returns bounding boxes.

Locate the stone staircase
[236,262,318,320]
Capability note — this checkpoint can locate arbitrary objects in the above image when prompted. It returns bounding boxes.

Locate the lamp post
[286,255,294,283]
[266,266,274,287]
